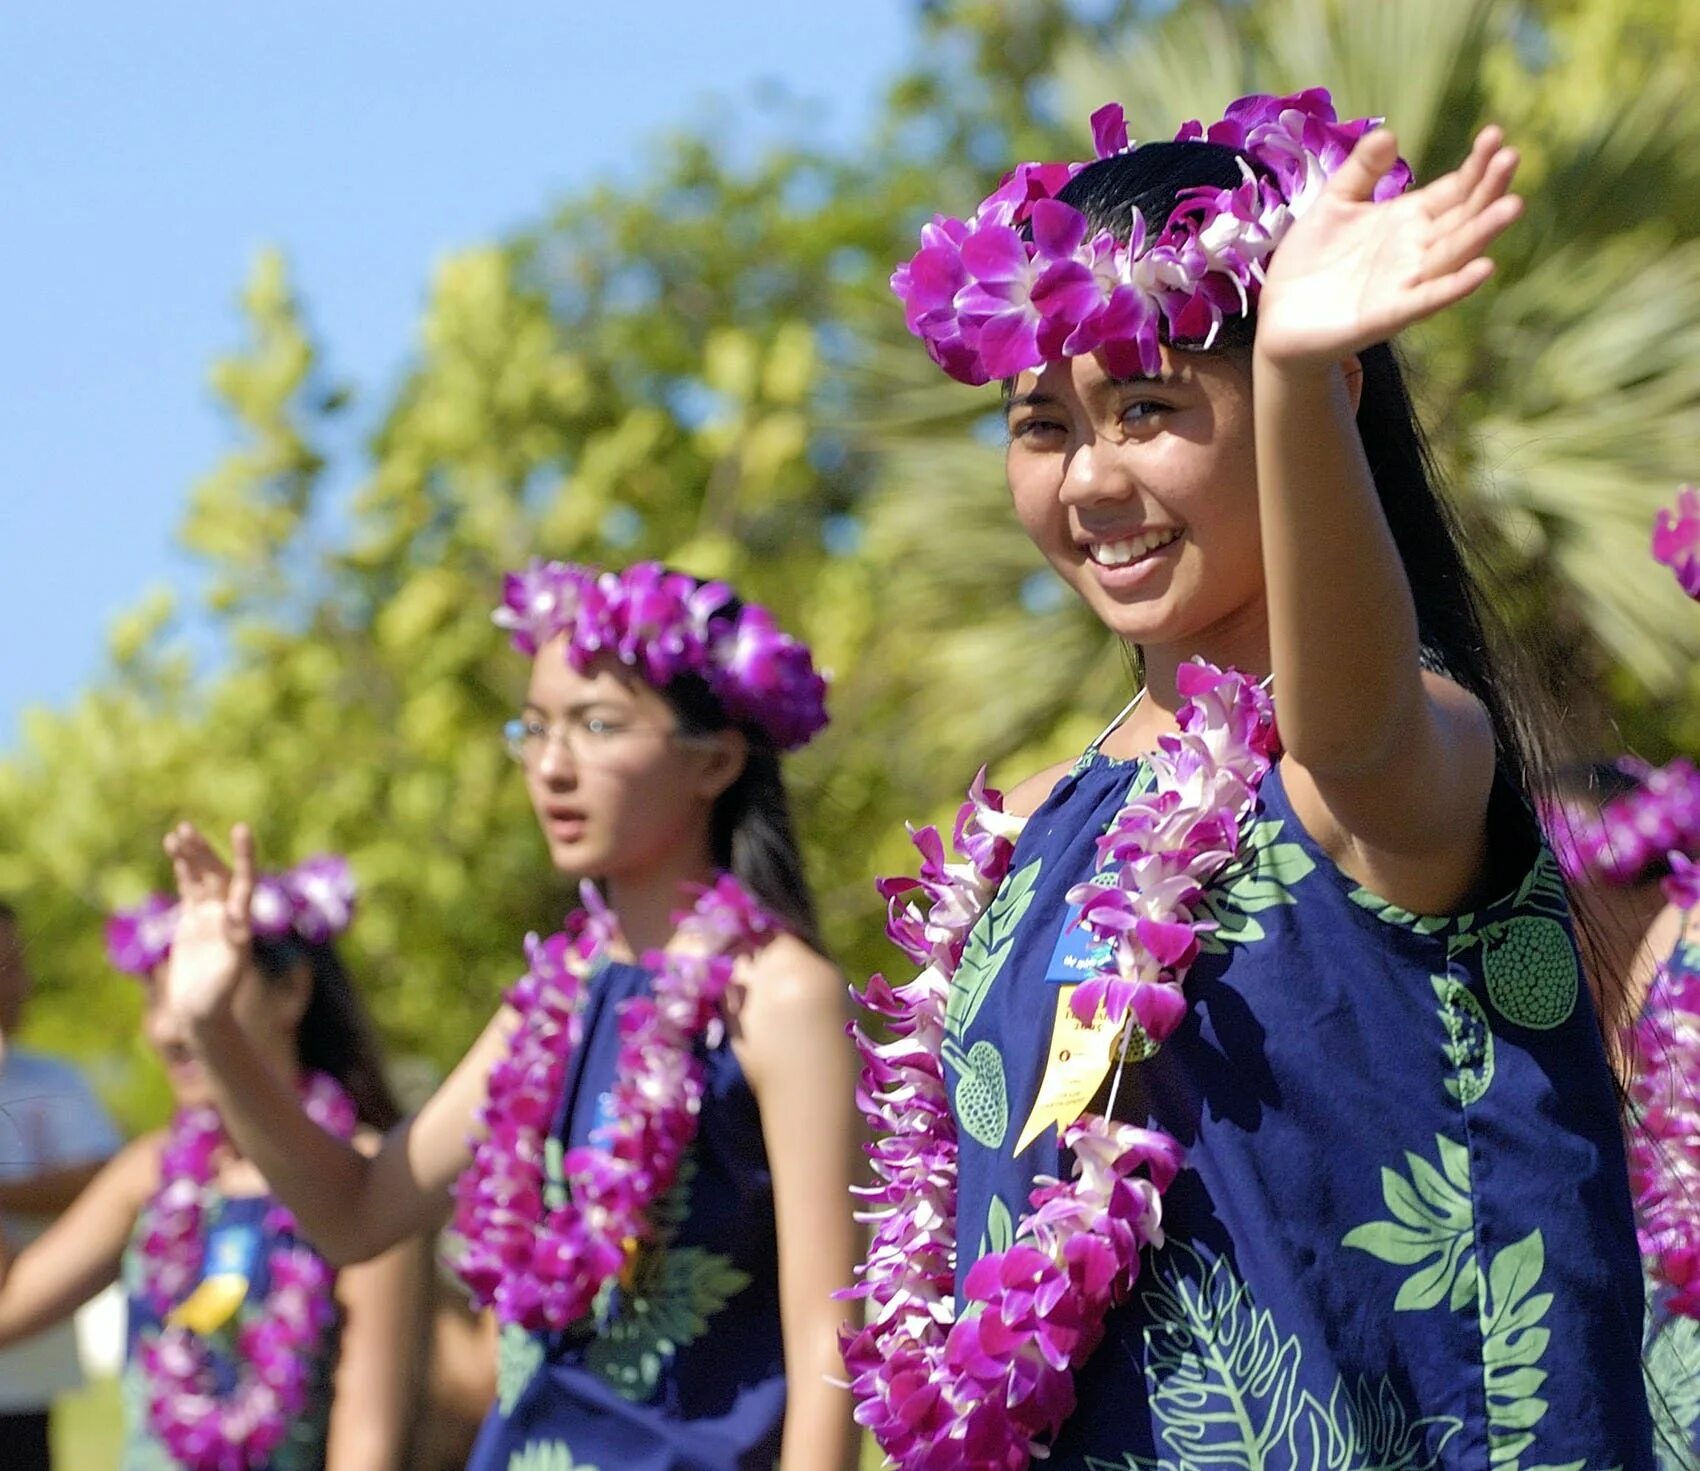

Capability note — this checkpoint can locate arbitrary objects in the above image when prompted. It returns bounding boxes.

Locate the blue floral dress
[469,957,785,1471]
[951,740,1654,1469]
[121,1194,338,1471]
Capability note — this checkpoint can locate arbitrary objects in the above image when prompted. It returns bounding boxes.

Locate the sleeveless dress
[120,1194,339,1471]
[951,741,1655,1469]
[470,956,785,1471]
[1638,918,1700,1469]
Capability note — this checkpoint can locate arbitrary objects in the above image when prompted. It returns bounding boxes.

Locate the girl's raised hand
[1255,125,1521,368]
[163,822,256,1028]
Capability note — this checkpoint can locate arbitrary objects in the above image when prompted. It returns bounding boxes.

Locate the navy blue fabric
[471,958,784,1471]
[122,1194,336,1471]
[954,750,1653,1469]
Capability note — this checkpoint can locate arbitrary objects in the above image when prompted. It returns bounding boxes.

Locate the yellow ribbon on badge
[1013,985,1129,1153]
[167,1274,250,1336]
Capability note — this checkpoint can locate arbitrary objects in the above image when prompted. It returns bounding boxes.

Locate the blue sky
[0,3,916,742]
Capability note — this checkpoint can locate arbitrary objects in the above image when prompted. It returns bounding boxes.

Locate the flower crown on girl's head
[493,559,830,752]
[105,855,356,977]
[892,87,1412,386]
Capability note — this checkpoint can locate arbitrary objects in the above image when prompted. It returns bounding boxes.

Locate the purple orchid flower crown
[105,854,356,977]
[493,559,829,751]
[892,87,1412,386]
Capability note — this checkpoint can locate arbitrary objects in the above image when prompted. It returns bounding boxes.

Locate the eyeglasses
[502,711,700,765]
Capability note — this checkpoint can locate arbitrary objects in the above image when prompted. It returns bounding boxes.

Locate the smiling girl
[844,91,1655,1469]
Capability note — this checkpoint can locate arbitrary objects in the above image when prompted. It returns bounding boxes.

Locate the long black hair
[1049,142,1558,871]
[251,936,401,1131]
[655,591,826,956]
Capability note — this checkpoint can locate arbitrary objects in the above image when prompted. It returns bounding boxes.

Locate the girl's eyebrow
[1005,390,1057,413]
[521,699,626,718]
[1106,369,1185,388]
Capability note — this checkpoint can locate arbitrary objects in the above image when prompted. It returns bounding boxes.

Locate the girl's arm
[0,1134,157,1346]
[164,823,513,1265]
[1251,126,1523,913]
[324,1228,431,1471]
[734,934,862,1471]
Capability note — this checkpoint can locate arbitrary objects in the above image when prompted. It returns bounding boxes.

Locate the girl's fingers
[1421,194,1522,281]
[228,825,256,930]
[1420,127,1508,223]
[165,825,197,901]
[1403,256,1497,321]
[1432,146,1519,235]
[1329,128,1402,204]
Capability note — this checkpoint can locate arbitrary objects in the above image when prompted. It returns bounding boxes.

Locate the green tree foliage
[3,0,1699,1131]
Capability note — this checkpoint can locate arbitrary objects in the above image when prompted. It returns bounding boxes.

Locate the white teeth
[1089,528,1180,567]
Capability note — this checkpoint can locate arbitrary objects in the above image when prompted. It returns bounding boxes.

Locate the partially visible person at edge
[157,565,861,1471]
[1550,751,1700,1465]
[0,899,122,1471]
[0,862,425,1471]
[842,90,1656,1468]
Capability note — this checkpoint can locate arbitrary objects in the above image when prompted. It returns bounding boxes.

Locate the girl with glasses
[157,563,860,1471]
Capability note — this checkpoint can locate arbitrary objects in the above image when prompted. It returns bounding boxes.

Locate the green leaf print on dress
[507,1441,601,1471]
[946,859,1042,1038]
[1342,1133,1478,1313]
[1195,819,1317,955]
[942,1036,1009,1149]
[1645,1294,1700,1470]
[498,1323,546,1416]
[1081,1245,1462,1470]
[582,1154,753,1402]
[1343,1140,1599,1471]
[937,857,1038,1153]
[1431,976,1495,1106]
[1448,853,1579,1032]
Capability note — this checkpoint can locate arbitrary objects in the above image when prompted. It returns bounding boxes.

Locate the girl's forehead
[526,646,659,710]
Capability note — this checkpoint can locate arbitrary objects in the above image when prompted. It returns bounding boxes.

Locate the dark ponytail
[252,937,401,1131]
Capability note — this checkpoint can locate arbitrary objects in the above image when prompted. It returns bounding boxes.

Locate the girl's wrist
[1251,342,1348,385]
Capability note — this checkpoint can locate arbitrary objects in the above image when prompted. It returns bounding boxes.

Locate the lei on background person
[1621,482,1700,1324]
[137,1075,357,1471]
[450,561,824,1332]
[106,864,360,1471]
[846,85,1378,1469]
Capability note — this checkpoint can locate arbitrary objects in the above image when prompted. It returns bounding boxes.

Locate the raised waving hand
[162,822,255,1027]
[1256,125,1522,366]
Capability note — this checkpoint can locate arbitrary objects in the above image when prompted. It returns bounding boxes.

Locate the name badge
[1043,874,1115,984]
[167,1220,261,1336]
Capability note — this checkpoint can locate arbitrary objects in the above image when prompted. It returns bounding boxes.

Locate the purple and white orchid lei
[1545,757,1700,899]
[842,662,1276,1469]
[1626,963,1700,1321]
[137,1073,355,1471]
[451,874,776,1332]
[106,855,358,976]
[891,88,1411,386]
[493,560,829,752]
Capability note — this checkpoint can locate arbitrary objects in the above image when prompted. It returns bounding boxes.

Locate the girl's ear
[1343,354,1365,414]
[694,728,749,804]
